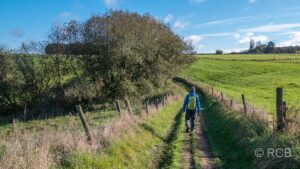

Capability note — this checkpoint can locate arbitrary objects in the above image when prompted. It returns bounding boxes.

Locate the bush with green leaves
[47,10,195,100]
[0,10,195,117]
[0,53,23,115]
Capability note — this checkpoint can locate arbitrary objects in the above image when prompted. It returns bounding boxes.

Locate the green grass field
[182,54,300,114]
[198,54,300,61]
[0,109,117,139]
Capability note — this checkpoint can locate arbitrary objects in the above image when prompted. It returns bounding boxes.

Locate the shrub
[216,49,223,54]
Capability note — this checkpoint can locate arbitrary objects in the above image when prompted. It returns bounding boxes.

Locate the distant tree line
[0,10,194,116]
[236,39,300,54]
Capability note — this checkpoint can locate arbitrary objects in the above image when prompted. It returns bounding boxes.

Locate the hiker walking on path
[182,86,201,132]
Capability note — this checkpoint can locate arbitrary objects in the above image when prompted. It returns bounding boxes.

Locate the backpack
[187,96,196,110]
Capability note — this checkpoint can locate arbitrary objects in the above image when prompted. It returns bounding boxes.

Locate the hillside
[182,54,300,114]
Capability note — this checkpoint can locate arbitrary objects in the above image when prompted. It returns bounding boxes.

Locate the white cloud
[236,33,268,44]
[223,48,248,53]
[278,32,300,47]
[164,15,191,29]
[10,28,24,38]
[202,32,235,37]
[184,35,204,51]
[59,12,73,18]
[196,16,254,27]
[190,0,206,3]
[234,33,240,39]
[186,32,235,38]
[174,20,189,29]
[73,1,83,9]
[59,12,79,20]
[248,0,256,4]
[103,0,118,8]
[164,14,174,23]
[240,23,300,33]
[278,31,300,35]
[185,35,203,44]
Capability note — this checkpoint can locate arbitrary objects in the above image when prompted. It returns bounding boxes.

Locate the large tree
[249,39,255,53]
[266,41,276,53]
[46,10,194,100]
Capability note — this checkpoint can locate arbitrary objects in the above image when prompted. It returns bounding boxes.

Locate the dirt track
[182,115,215,169]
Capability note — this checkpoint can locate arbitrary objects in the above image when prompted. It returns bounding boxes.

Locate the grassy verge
[202,96,300,169]
[58,100,185,169]
[157,108,184,169]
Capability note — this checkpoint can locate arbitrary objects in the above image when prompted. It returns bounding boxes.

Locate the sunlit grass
[58,100,183,169]
[197,54,300,60]
[182,56,300,114]
[0,110,117,139]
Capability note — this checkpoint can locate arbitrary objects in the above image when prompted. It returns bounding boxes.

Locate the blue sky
[1,0,300,53]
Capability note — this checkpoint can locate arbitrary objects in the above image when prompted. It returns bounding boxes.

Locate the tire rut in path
[182,115,215,169]
[197,115,215,169]
[182,130,196,169]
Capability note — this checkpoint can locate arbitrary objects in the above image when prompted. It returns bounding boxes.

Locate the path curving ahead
[170,77,215,169]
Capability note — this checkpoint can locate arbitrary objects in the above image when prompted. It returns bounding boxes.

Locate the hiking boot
[190,128,194,132]
[186,128,189,133]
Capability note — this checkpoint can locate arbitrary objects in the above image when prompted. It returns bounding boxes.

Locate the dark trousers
[185,109,196,129]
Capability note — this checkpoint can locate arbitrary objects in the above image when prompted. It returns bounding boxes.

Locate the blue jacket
[182,92,201,113]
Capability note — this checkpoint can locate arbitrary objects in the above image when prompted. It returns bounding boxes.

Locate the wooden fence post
[276,88,285,131]
[282,101,287,126]
[241,94,247,115]
[76,105,94,143]
[221,92,224,102]
[23,104,27,121]
[12,118,17,131]
[145,101,149,115]
[230,99,233,108]
[165,95,168,104]
[115,101,121,116]
[211,87,214,95]
[155,99,159,110]
[163,96,166,107]
[125,98,133,115]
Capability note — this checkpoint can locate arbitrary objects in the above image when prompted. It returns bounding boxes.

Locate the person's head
[190,86,196,94]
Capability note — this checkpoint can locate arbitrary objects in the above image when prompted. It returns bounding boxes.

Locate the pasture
[182,54,300,114]
[198,54,300,61]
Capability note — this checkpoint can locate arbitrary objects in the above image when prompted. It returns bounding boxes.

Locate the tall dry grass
[203,86,273,126]
[0,95,179,169]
